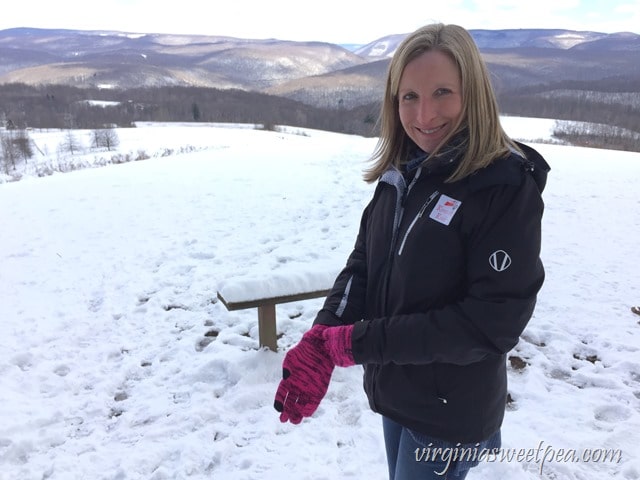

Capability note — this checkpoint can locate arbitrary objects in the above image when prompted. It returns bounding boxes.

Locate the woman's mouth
[417,124,445,135]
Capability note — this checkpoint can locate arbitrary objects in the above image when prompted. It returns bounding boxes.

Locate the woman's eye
[401,92,417,101]
[435,88,452,97]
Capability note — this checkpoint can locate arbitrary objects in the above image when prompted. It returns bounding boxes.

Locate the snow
[83,100,121,107]
[217,267,338,305]
[1,119,639,479]
[553,33,594,48]
[500,115,559,142]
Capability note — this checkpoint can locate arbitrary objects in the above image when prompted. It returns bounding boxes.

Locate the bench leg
[258,304,278,352]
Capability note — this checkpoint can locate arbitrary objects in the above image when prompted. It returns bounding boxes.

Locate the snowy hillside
[1,119,639,479]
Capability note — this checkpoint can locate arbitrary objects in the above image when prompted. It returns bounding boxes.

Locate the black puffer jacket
[315,141,550,443]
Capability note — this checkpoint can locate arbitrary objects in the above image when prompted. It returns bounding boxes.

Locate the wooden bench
[217,269,338,352]
[216,288,330,351]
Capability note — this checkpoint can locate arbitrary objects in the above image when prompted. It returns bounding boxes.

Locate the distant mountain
[0,27,639,110]
[470,29,608,49]
[570,31,640,51]
[281,29,640,108]
[353,34,408,58]
[0,27,365,90]
[352,28,631,58]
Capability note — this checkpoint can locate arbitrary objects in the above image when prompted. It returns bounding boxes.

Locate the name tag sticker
[429,194,462,226]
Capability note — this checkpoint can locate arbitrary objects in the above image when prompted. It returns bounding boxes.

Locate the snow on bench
[216,268,338,351]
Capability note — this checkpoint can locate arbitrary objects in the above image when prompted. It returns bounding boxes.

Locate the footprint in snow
[54,364,70,377]
[195,329,219,352]
[593,404,632,423]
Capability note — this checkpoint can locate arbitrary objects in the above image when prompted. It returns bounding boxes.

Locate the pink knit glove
[274,325,333,424]
[323,325,356,367]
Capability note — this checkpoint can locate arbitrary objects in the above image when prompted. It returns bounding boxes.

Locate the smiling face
[397,49,463,153]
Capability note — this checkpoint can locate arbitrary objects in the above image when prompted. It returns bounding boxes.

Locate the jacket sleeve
[351,175,545,366]
[313,200,372,327]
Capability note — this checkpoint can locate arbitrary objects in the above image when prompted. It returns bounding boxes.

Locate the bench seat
[216,270,337,351]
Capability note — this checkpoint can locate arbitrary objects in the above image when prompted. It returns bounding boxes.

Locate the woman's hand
[274,325,334,424]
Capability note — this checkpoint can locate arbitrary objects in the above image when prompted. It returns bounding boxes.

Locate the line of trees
[0,126,120,175]
[1,77,639,153]
[552,121,640,152]
[0,83,380,137]
[496,75,640,151]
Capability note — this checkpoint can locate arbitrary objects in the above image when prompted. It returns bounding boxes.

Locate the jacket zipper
[380,168,423,318]
[386,168,423,264]
[372,168,426,411]
[397,190,440,256]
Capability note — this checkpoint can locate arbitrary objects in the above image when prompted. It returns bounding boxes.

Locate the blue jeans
[382,416,501,480]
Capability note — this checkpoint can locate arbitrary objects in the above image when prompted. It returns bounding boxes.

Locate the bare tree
[91,129,102,150]
[0,132,12,174]
[60,129,81,156]
[91,128,120,151]
[102,128,120,151]
[1,130,18,173]
[14,129,34,162]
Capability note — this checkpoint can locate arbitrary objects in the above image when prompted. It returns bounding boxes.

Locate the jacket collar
[404,130,468,177]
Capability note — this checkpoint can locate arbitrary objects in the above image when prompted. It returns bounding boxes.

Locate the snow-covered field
[1,118,639,480]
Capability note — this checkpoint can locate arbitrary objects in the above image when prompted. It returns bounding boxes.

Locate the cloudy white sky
[1,0,638,43]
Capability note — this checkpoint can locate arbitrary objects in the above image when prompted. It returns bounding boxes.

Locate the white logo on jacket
[489,250,512,272]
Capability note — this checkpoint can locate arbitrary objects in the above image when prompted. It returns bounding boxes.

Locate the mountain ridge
[1,27,639,115]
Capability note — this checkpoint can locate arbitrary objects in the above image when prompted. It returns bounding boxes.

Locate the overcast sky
[2,0,638,43]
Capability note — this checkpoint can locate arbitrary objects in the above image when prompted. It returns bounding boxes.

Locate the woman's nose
[416,98,436,124]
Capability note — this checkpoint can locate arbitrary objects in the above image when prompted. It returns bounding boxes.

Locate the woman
[274,23,550,479]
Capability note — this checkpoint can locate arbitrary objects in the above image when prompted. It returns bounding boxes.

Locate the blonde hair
[364,23,521,183]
